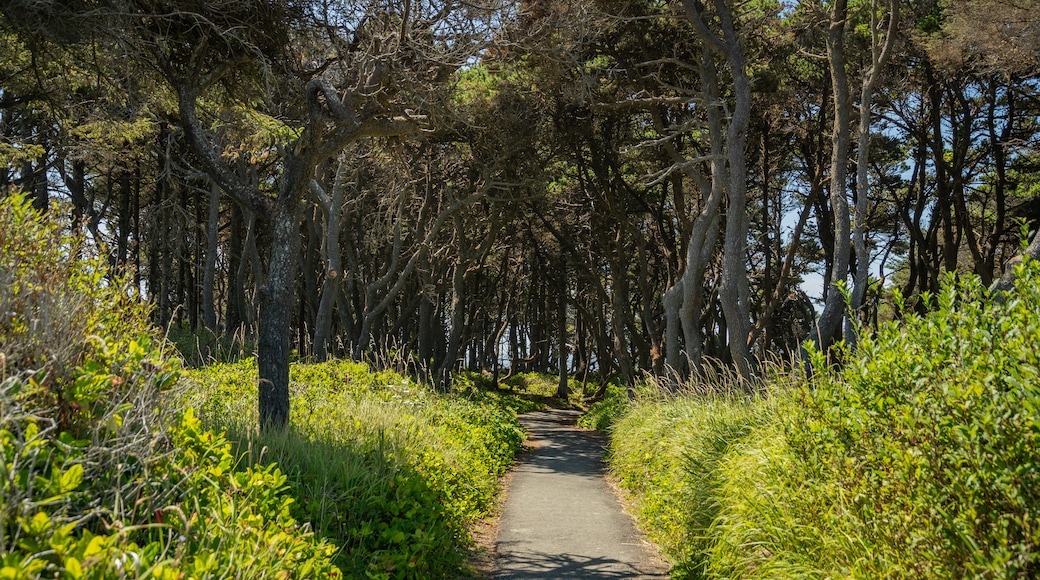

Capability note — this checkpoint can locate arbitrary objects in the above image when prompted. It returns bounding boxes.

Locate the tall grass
[601,266,1040,578]
[598,373,780,577]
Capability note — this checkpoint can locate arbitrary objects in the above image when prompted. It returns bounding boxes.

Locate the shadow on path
[494,409,669,579]
[495,548,666,579]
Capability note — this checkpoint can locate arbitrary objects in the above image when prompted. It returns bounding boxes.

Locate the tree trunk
[658,45,724,378]
[258,204,301,431]
[439,253,468,390]
[680,1,753,376]
[556,257,570,399]
[815,0,852,351]
[717,26,753,377]
[312,173,345,363]
[225,202,247,334]
[848,0,898,346]
[663,280,683,375]
[202,180,220,332]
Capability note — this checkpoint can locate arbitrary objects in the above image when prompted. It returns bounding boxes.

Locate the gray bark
[815,0,853,352]
[663,280,683,374]
[257,204,301,430]
[439,237,468,389]
[658,45,724,377]
[681,0,754,377]
[848,0,899,346]
[556,257,570,399]
[311,164,348,362]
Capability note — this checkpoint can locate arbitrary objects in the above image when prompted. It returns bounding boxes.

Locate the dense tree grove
[2,0,1038,428]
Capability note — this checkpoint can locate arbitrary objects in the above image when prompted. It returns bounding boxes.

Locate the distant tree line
[1,0,1038,428]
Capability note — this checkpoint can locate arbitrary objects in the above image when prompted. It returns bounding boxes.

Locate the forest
[2,0,1037,420]
[2,0,1040,578]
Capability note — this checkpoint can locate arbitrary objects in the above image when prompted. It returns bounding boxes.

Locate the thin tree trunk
[815,0,852,351]
[202,180,220,332]
[311,168,346,363]
[439,250,468,390]
[848,0,898,346]
[226,202,246,333]
[556,257,570,399]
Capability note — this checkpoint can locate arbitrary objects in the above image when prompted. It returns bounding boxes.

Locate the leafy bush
[719,266,1040,577]
[183,358,524,578]
[0,194,339,579]
[607,264,1040,578]
[576,383,629,431]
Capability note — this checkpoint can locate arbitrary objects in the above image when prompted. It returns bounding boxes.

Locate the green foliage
[732,264,1040,577]
[602,388,769,576]
[0,193,159,424]
[576,383,629,431]
[182,358,525,578]
[0,400,341,579]
[451,371,595,415]
[0,193,339,579]
[606,263,1040,578]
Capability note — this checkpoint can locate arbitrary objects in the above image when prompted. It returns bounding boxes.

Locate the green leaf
[64,557,83,579]
[60,464,84,493]
[83,534,106,558]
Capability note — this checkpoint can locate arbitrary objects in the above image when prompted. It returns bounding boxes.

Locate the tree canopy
[2,0,1039,428]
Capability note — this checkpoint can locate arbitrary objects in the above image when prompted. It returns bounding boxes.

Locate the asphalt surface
[494,409,670,579]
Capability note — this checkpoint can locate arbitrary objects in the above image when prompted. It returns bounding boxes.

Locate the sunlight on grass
[181,359,524,578]
[594,265,1040,578]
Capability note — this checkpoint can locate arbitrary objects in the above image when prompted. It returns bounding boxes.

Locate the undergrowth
[1,193,526,579]
[598,264,1040,578]
[0,193,339,579]
[182,359,524,578]
[453,370,590,415]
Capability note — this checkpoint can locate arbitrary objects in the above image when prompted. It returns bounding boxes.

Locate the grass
[0,193,341,579]
[592,376,777,577]
[452,370,592,415]
[0,194,528,579]
[181,359,526,578]
[595,266,1040,578]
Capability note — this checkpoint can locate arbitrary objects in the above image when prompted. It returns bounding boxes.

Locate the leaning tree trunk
[681,0,753,377]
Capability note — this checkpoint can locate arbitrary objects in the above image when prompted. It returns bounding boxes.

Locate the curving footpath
[494,409,670,579]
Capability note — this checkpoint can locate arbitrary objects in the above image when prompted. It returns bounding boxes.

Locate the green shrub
[0,194,339,579]
[723,266,1040,577]
[183,358,524,578]
[577,383,629,431]
[624,265,1040,579]
[607,266,1040,578]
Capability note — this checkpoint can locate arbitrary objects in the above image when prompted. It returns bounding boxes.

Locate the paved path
[494,409,670,579]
